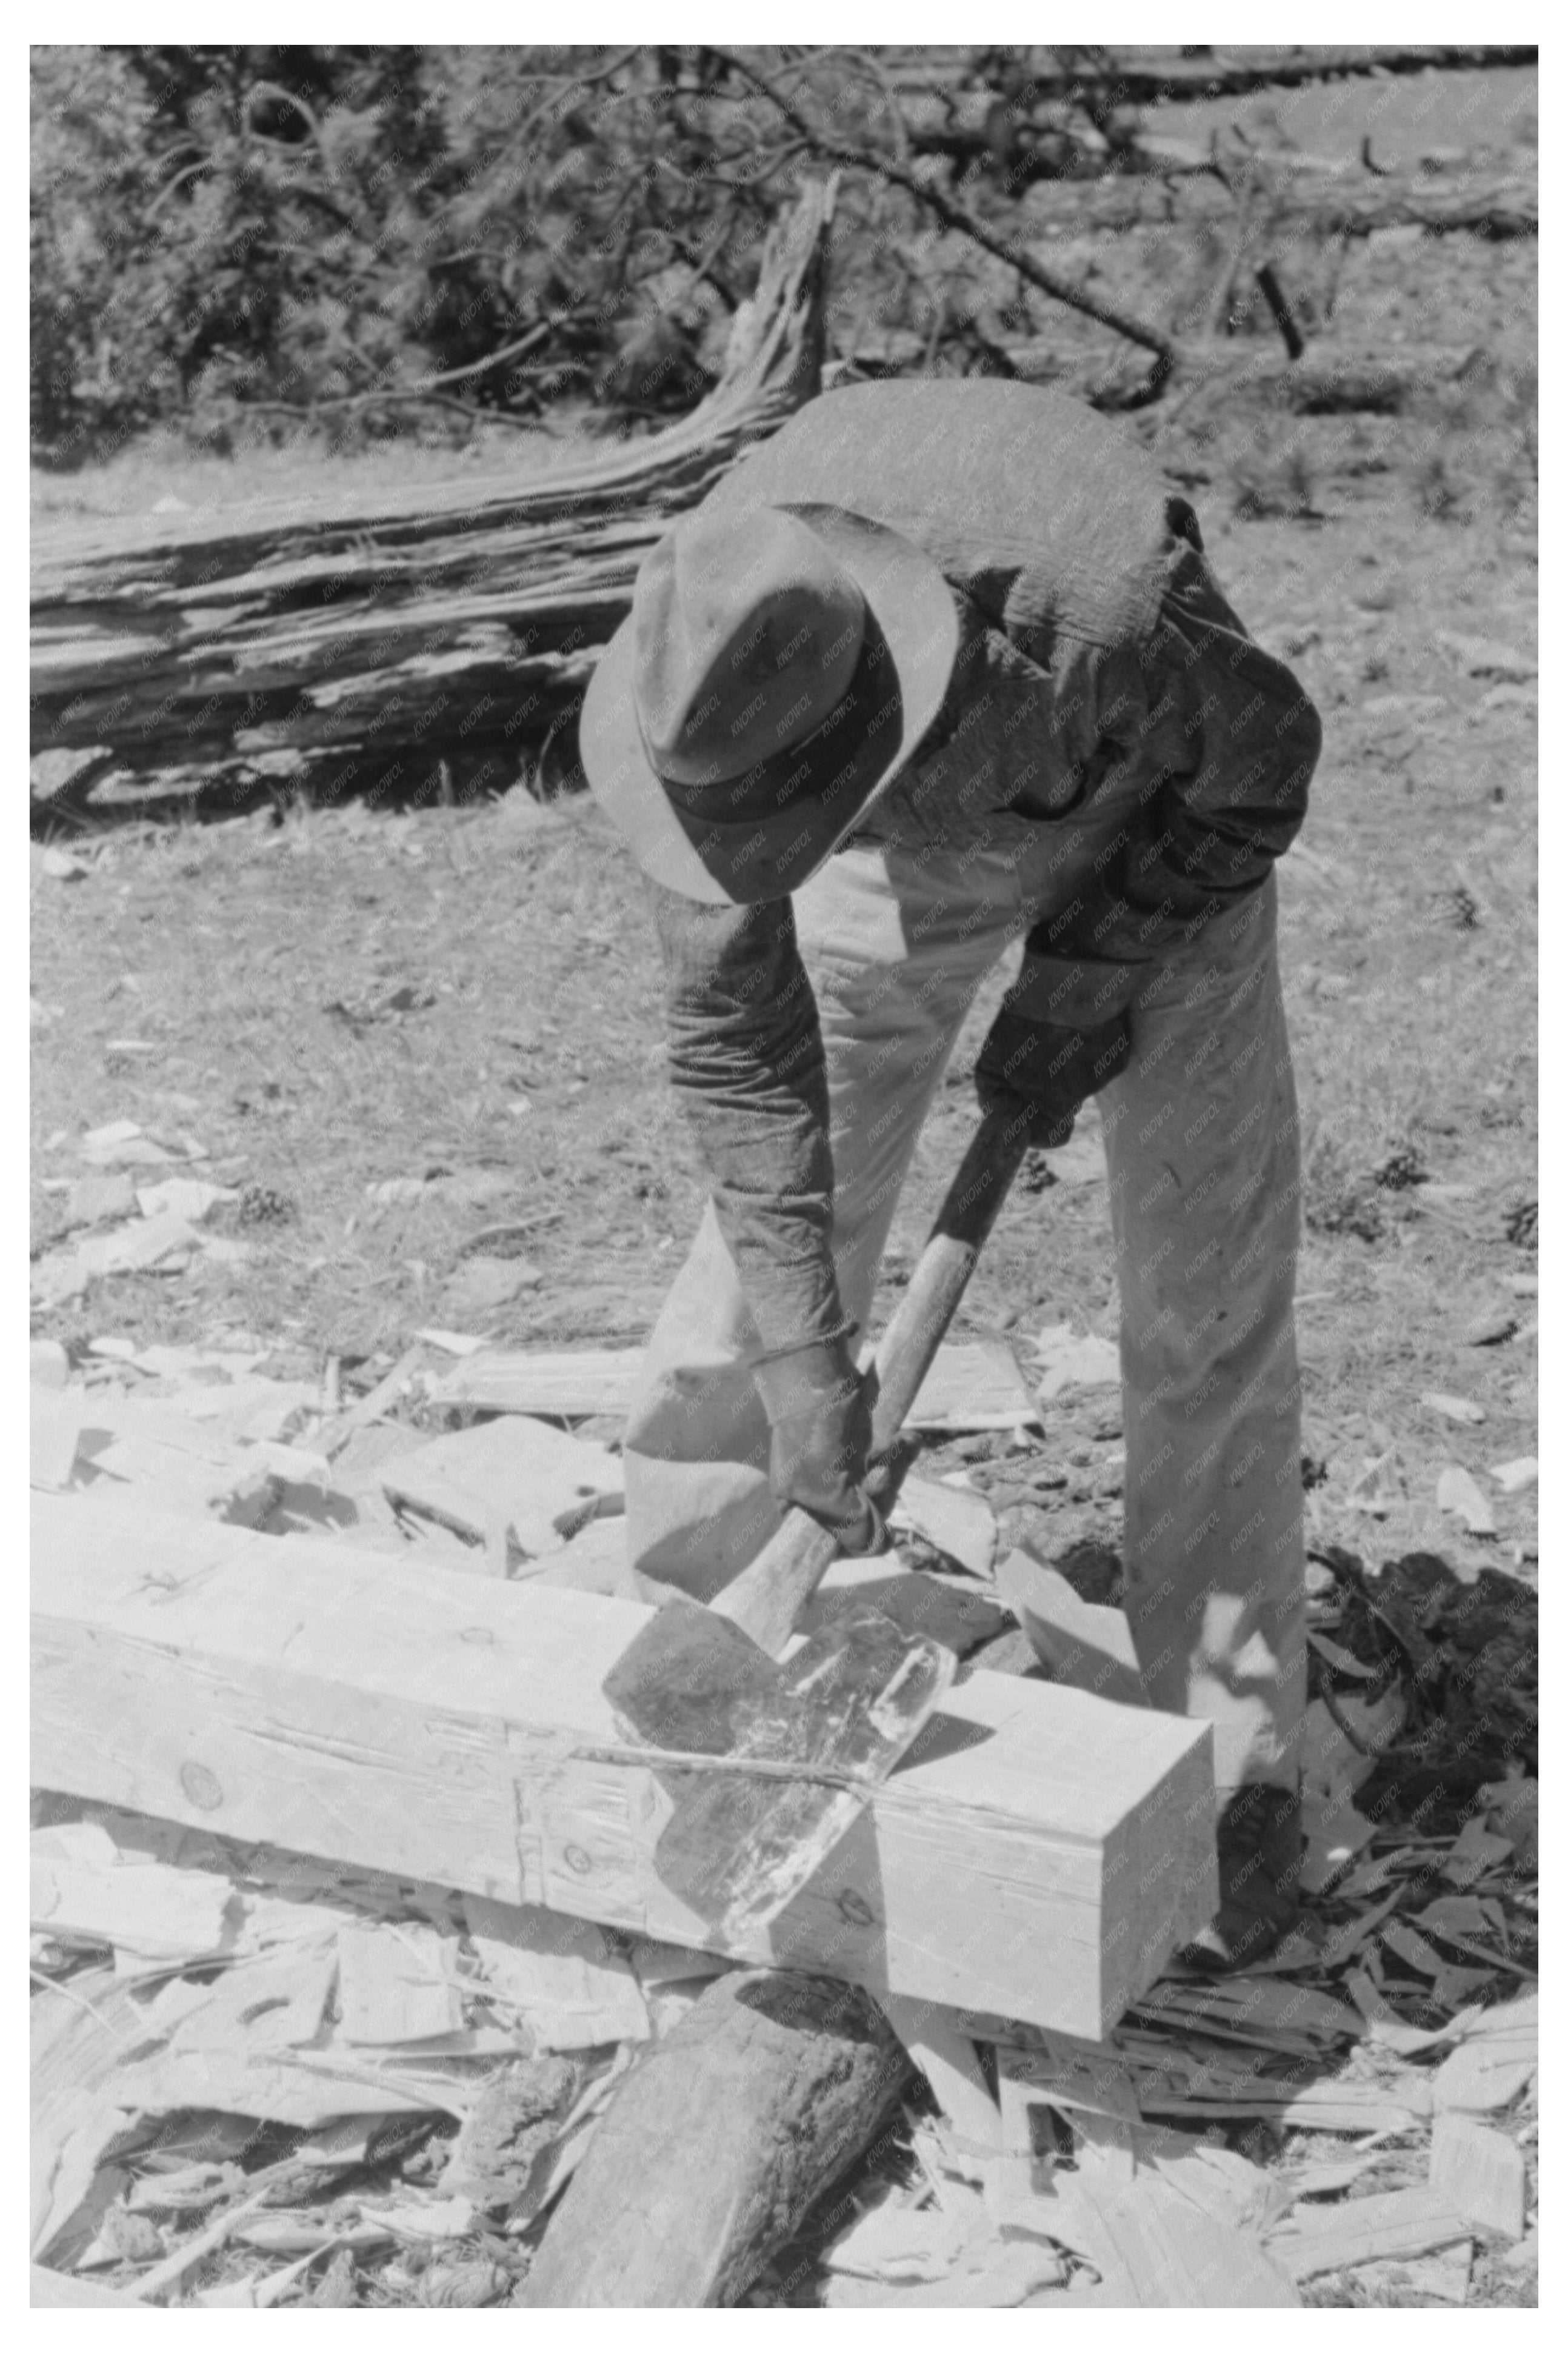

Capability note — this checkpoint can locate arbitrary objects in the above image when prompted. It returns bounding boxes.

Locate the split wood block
[70,1390,278,1525]
[32,1490,1217,2037]
[997,1550,1144,1708]
[525,1514,639,1598]
[379,1413,623,1559]
[889,1474,998,1577]
[432,1337,1042,1435]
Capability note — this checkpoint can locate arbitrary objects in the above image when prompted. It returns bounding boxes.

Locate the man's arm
[647,881,847,1354]
[1007,538,1321,1031]
[649,883,882,1546]
[975,533,1319,1142]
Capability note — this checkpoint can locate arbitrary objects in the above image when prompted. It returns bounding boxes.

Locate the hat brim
[581,502,959,905]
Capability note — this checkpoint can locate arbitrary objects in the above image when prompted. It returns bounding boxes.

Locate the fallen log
[1003,337,1500,415]
[879,45,1536,107]
[30,1489,1216,2038]
[1013,168,1536,241]
[29,181,835,799]
[518,1969,909,2306]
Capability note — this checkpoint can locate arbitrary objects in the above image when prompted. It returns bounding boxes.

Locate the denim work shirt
[644,382,1323,1355]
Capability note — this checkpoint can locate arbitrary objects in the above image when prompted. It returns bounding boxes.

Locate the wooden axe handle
[712,1106,1034,1657]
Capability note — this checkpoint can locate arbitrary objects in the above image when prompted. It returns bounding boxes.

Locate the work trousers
[622,838,1306,1797]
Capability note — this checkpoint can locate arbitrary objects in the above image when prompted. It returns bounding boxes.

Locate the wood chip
[1429,2112,1527,2238]
[1441,1818,1515,1887]
[1437,1464,1496,1535]
[889,1475,998,1577]
[336,1923,464,2046]
[30,1851,235,1968]
[996,1550,1144,1708]
[31,1210,201,1306]
[381,1413,622,1558]
[463,1895,649,2049]
[1431,1996,1537,2113]
[825,2195,967,2281]
[1350,2241,1472,2302]
[1421,1392,1487,1425]
[71,1389,282,1523]
[824,2231,1065,2307]
[64,1173,138,1228]
[31,1387,87,1491]
[626,1937,731,1991]
[1042,2169,1299,2304]
[878,1993,1001,2151]
[167,1947,336,2055]
[1268,2187,1470,2282]
[135,1177,236,1223]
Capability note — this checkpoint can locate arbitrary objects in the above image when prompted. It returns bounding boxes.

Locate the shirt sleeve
[644,879,847,1353]
[1013,529,1322,1026]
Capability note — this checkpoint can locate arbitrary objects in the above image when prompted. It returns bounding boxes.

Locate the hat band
[652,609,906,901]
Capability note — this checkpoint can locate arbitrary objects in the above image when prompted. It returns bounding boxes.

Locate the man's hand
[975,1004,1132,1148]
[750,1335,884,1554]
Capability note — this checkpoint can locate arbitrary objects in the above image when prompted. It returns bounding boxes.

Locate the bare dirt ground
[30,496,1539,1584]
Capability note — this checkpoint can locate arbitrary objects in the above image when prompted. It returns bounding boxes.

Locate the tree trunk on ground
[517,1969,909,2308]
[30,182,835,817]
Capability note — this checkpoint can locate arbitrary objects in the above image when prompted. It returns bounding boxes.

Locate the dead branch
[706,44,1183,378]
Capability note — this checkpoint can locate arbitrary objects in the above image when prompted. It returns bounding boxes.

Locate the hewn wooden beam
[31,1491,1215,2038]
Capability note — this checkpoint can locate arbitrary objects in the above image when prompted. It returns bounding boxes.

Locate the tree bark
[518,1969,909,2308]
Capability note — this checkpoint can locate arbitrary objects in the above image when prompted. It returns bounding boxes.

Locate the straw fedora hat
[581,499,959,903]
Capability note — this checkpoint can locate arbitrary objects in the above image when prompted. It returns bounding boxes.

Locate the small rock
[418,2261,508,2308]
[30,1338,72,1388]
[1423,1391,1487,1425]
[40,846,89,881]
[1489,1457,1537,1494]
[444,1257,542,1318]
[368,1176,429,1206]
[1033,1324,1119,1402]
[1437,1465,1496,1537]
[98,2200,164,2263]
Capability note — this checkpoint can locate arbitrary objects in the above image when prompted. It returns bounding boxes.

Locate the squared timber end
[32,1492,1215,2039]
